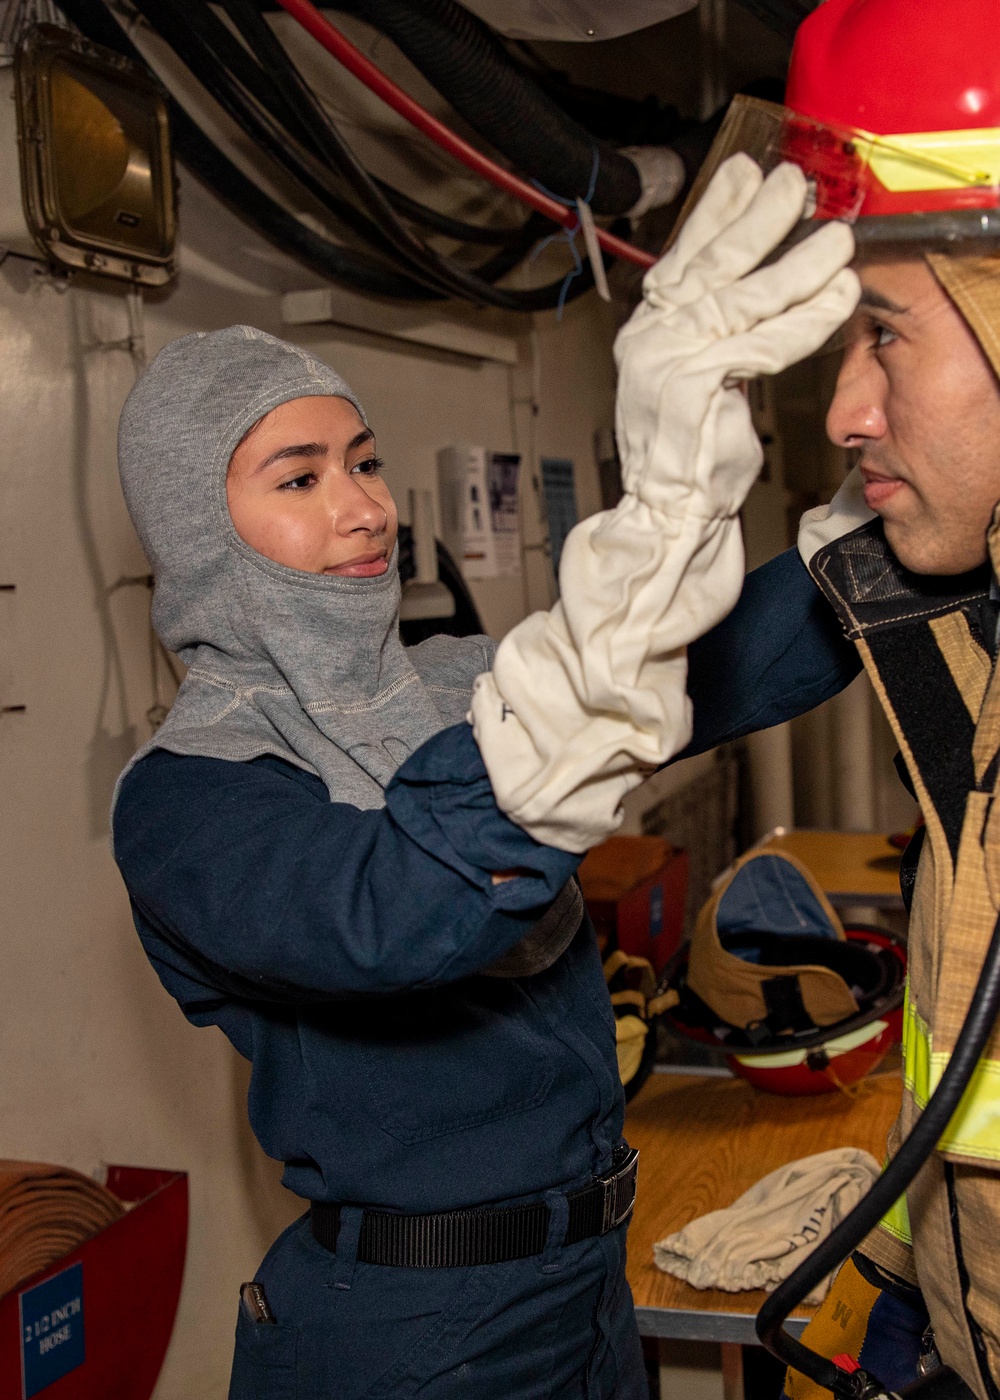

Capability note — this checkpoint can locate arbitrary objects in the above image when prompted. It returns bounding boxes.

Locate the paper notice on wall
[437,446,522,581]
[539,457,578,586]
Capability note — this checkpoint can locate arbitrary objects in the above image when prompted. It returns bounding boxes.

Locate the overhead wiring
[209,0,538,247]
[207,0,631,305]
[129,0,428,267]
[367,181,533,246]
[125,0,537,303]
[195,0,543,252]
[314,0,644,215]
[58,0,620,308]
[201,0,554,287]
[272,0,656,270]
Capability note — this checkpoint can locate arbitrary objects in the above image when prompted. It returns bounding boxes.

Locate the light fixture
[15,24,176,285]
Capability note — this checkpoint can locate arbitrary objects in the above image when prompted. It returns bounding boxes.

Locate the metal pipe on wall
[831,672,876,831]
[745,720,795,839]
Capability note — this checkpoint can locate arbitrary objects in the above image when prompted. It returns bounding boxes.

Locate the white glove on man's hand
[471,155,861,853]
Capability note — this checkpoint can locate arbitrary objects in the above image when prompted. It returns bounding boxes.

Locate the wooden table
[756,829,905,912]
[625,1070,903,1344]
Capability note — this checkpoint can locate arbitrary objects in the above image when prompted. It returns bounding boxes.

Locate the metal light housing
[14,24,176,285]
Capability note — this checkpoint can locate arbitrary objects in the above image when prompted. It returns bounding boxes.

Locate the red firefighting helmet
[673,0,1000,242]
[786,0,1000,220]
[656,850,906,1095]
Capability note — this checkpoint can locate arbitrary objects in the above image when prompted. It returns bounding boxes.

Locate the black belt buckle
[597,1147,639,1233]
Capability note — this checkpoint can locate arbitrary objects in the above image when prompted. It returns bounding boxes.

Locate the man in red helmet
[782,257,1000,1400]
[689,1,1000,1395]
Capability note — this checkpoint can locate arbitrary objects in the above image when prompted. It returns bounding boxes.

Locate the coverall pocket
[585,1231,645,1400]
[359,982,556,1144]
[358,1264,500,1399]
[228,1307,298,1400]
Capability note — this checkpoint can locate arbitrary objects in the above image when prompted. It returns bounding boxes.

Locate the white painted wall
[0,162,617,1398]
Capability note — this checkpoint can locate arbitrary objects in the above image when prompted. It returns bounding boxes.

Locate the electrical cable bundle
[57,0,648,305]
[302,0,646,216]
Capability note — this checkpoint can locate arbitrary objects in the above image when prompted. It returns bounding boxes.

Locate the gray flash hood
[115,324,493,809]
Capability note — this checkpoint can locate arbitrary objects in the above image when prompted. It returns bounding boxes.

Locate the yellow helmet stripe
[854,126,1000,193]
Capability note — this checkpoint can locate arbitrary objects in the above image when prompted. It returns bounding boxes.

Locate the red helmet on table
[656,850,906,1096]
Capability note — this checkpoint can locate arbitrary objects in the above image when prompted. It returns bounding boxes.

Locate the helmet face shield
[675,94,1000,251]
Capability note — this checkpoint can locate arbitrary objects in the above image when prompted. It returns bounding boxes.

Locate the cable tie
[530,150,605,317]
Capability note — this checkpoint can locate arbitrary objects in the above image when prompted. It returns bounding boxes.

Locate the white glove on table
[653,1148,880,1304]
[471,155,861,853]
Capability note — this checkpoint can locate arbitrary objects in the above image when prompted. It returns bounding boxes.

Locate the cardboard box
[579,835,689,977]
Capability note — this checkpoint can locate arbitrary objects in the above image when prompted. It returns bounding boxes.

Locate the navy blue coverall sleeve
[114,724,581,1003]
[114,546,857,1006]
[682,546,860,756]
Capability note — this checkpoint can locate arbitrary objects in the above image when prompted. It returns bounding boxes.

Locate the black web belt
[310,1146,638,1268]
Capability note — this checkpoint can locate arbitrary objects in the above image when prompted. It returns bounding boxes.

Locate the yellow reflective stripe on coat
[902,981,932,1108]
[880,1187,912,1247]
[901,982,1000,1162]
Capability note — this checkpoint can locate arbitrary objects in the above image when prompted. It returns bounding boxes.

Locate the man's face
[826,255,1000,575]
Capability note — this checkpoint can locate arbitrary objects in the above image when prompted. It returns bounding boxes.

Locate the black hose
[57,0,611,309]
[149,0,431,266]
[127,0,605,309]
[129,0,468,300]
[372,179,536,246]
[157,0,536,250]
[208,0,566,293]
[206,0,539,247]
[208,0,558,279]
[756,909,1000,1399]
[326,0,642,215]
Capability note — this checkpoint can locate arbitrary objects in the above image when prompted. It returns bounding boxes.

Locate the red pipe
[272,0,657,270]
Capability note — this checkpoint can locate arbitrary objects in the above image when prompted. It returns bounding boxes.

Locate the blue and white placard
[19,1262,85,1397]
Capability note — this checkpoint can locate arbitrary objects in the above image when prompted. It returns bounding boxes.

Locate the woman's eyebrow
[255,428,374,474]
[256,441,327,472]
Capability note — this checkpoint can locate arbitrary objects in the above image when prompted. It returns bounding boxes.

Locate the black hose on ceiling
[207,0,541,247]
[208,0,616,305]
[56,0,612,309]
[369,182,532,246]
[209,0,556,273]
[321,0,644,216]
[122,0,607,309]
[189,0,542,248]
[127,0,482,301]
[138,0,471,292]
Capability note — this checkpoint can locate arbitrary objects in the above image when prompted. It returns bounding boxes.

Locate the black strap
[310,1148,638,1268]
[760,974,814,1034]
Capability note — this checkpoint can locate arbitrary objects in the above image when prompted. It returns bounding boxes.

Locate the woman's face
[226,395,397,577]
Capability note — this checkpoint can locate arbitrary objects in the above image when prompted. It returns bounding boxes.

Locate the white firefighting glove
[470,155,861,853]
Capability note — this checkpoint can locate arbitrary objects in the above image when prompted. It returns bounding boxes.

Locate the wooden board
[759,830,904,908]
[624,1071,903,1331]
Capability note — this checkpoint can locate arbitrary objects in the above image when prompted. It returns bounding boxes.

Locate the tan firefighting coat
[784,250,1000,1400]
[807,507,1000,1398]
